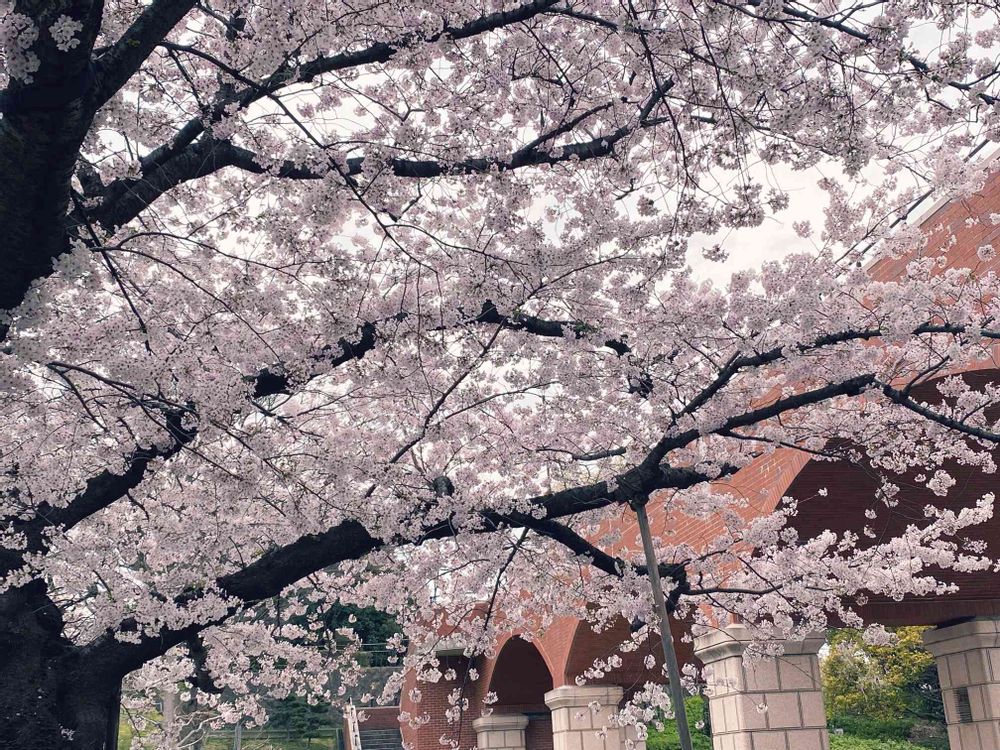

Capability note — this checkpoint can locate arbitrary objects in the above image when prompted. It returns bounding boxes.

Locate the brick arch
[484,635,555,711]
[559,616,699,697]
[478,635,558,750]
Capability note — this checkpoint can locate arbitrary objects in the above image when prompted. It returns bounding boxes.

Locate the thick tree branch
[256,0,562,97]
[0,411,196,578]
[84,377,879,675]
[490,510,689,583]
[81,458,725,674]
[92,0,199,107]
[880,381,1000,442]
[92,98,657,231]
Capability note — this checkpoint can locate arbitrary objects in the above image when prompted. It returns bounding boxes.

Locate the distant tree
[822,628,944,724]
[273,596,401,653]
[265,695,331,737]
[324,604,401,649]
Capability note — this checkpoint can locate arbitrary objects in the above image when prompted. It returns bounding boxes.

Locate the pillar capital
[472,715,530,733]
[473,713,529,750]
[544,685,624,711]
[923,617,1000,657]
[694,625,825,665]
[544,684,638,750]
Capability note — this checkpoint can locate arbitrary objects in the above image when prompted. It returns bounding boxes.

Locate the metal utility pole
[634,501,694,750]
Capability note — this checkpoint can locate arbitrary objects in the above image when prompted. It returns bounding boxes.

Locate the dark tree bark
[0,582,120,750]
[0,1,103,316]
[0,0,199,338]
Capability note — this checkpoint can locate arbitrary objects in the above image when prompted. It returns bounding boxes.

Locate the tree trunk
[0,1,104,323]
[0,582,121,750]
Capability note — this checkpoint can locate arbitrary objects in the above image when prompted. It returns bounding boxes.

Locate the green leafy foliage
[828,735,930,750]
[828,715,920,739]
[325,604,401,646]
[645,697,713,750]
[826,716,948,750]
[265,695,333,735]
[822,628,944,723]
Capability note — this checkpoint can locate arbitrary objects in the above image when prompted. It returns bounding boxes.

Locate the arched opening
[562,618,674,690]
[487,638,555,750]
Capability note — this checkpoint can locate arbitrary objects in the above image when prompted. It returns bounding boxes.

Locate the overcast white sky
[686,163,830,285]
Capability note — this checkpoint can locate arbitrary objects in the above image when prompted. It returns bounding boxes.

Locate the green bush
[645,697,713,750]
[827,714,916,740]
[829,735,928,750]
[827,713,948,749]
[647,700,946,750]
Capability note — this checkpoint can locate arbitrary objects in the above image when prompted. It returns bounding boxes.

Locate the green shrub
[905,720,949,750]
[827,714,916,740]
[828,713,947,749]
[829,735,928,750]
[645,697,713,750]
[648,700,945,750]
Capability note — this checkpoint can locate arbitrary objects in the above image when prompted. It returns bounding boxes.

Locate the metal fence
[357,643,404,668]
[202,726,344,750]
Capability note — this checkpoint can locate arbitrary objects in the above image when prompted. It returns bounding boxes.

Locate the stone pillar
[473,714,529,750]
[544,685,643,750]
[694,625,829,750]
[923,618,1000,750]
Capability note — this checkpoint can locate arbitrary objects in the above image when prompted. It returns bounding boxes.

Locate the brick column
[694,625,829,750]
[473,714,529,750]
[544,685,643,750]
[923,618,1000,750]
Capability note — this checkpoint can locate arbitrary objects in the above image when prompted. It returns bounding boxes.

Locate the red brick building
[360,166,1000,750]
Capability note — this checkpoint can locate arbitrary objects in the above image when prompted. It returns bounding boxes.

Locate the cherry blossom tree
[3,2,1000,749]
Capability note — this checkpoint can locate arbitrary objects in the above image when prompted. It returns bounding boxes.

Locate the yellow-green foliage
[821,627,937,720]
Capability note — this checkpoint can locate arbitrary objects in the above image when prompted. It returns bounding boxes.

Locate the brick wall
[401,655,484,750]
[525,716,554,750]
[360,706,403,731]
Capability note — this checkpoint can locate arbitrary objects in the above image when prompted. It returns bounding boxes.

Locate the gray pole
[634,502,694,750]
